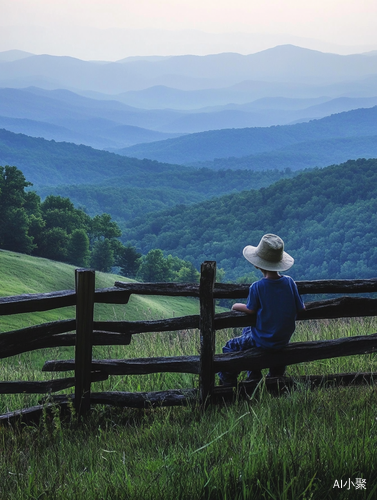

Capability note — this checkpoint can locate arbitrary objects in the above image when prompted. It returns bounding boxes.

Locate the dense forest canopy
[122,158,377,282]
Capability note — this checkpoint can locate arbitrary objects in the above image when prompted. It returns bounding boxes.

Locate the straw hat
[243,234,294,271]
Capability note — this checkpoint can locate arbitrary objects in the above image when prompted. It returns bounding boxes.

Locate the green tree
[118,245,142,278]
[0,165,38,253]
[90,238,114,273]
[175,264,200,283]
[89,213,121,245]
[37,227,70,262]
[41,195,90,233]
[167,255,199,282]
[216,268,226,283]
[33,195,91,260]
[0,207,34,254]
[67,229,90,267]
[136,249,171,282]
[236,271,259,284]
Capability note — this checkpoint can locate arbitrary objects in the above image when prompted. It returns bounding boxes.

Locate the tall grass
[1,318,377,499]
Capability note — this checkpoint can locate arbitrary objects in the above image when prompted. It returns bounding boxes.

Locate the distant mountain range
[2,46,377,284]
[2,103,377,186]
[1,87,377,150]
[2,45,377,93]
[120,106,377,166]
[0,87,183,149]
[1,45,377,148]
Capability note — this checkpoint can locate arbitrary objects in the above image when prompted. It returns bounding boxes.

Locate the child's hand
[232,303,255,314]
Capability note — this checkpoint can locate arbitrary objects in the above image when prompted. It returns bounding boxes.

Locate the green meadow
[1,251,377,499]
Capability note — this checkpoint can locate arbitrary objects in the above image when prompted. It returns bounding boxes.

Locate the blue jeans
[218,328,286,385]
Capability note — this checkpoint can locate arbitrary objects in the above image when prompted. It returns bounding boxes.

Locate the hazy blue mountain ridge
[0,88,184,148]
[120,106,377,164]
[4,87,377,142]
[2,46,377,93]
[189,135,377,171]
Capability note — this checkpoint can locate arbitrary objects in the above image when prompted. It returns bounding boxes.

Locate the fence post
[75,269,95,417]
[199,261,216,405]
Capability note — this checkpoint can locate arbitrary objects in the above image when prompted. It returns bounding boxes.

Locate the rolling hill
[2,44,377,145]
[2,46,377,142]
[0,128,190,186]
[0,87,183,149]
[2,85,377,145]
[0,128,299,222]
[192,135,377,171]
[119,106,377,165]
[121,158,377,282]
[0,249,200,332]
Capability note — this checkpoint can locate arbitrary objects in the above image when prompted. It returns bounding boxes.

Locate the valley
[0,45,377,285]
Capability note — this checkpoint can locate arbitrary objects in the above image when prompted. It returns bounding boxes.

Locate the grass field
[0,249,201,331]
[1,251,377,499]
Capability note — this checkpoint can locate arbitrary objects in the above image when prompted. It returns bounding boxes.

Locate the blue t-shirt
[245,275,305,349]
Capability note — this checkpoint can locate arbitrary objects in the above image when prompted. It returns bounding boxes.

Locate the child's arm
[231,303,255,314]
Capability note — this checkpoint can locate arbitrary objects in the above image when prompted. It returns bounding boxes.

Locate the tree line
[0,165,199,282]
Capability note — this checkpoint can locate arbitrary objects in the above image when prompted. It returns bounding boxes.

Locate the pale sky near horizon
[1,0,377,59]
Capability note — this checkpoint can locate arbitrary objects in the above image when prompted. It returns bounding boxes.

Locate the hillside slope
[0,128,192,186]
[0,250,199,332]
[123,158,377,282]
[120,107,377,165]
[193,135,377,171]
[0,87,184,148]
[0,128,299,222]
[34,169,299,224]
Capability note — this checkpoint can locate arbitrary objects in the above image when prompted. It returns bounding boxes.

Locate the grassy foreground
[1,251,377,498]
[1,319,377,499]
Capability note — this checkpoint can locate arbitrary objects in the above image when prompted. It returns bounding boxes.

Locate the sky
[1,0,377,60]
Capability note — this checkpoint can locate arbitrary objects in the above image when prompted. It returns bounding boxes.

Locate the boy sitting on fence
[218,234,305,386]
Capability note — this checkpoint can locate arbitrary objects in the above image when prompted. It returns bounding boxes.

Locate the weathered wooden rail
[1,263,377,422]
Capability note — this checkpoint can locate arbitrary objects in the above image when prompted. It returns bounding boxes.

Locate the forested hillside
[0,128,184,186]
[0,128,299,220]
[192,135,377,171]
[35,169,299,224]
[122,158,377,282]
[120,106,377,165]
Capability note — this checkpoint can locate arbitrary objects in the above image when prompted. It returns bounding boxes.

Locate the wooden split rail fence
[1,262,377,422]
